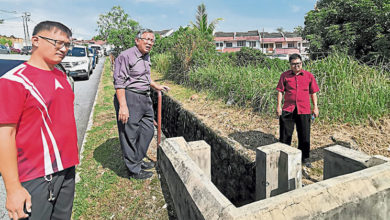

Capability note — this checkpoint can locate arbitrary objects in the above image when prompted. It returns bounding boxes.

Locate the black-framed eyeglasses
[38,35,72,49]
[290,62,302,66]
[140,38,155,43]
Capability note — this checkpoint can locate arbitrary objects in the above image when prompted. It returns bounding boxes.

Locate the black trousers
[279,108,311,159]
[21,167,76,220]
[114,90,154,174]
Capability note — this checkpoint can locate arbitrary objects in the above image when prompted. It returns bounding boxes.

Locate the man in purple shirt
[276,53,319,168]
[113,29,169,179]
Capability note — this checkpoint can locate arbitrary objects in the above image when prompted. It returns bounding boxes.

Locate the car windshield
[91,46,100,51]
[67,47,86,57]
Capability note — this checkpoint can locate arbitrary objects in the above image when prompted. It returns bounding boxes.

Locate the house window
[226,42,233,48]
[302,43,309,47]
[276,43,282,48]
[249,41,256,47]
[237,41,245,47]
[215,42,223,47]
[215,43,219,47]
[262,44,268,48]
[288,42,294,48]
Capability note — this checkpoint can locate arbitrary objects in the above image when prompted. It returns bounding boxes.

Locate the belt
[126,88,150,96]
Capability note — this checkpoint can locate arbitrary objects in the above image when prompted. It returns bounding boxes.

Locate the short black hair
[136,29,154,39]
[32,21,72,38]
[289,53,302,63]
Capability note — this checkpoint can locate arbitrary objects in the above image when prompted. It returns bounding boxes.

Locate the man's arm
[0,124,31,220]
[116,89,129,124]
[311,93,319,117]
[150,79,170,92]
[276,91,283,117]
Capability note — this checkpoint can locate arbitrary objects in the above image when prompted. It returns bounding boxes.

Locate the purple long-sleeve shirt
[113,46,151,91]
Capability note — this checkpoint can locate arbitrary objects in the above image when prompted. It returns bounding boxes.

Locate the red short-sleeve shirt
[0,63,79,182]
[276,69,319,114]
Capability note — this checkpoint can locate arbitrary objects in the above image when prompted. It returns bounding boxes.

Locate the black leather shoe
[141,161,155,170]
[130,170,153,180]
[302,158,313,168]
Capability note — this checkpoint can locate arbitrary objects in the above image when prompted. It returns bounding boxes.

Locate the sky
[0,0,317,41]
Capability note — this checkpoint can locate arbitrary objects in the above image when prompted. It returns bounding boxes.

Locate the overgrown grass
[73,59,168,220]
[154,52,389,124]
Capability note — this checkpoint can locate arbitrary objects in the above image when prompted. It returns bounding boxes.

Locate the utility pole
[22,12,31,46]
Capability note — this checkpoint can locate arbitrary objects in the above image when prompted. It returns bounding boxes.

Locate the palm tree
[191,3,223,35]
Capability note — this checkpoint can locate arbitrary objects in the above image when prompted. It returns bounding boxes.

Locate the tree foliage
[304,0,390,64]
[96,6,140,56]
[191,3,222,39]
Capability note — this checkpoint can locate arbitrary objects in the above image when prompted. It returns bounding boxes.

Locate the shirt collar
[134,46,149,59]
[289,69,304,76]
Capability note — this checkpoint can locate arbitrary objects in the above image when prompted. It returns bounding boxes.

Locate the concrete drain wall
[159,137,390,219]
[152,92,390,219]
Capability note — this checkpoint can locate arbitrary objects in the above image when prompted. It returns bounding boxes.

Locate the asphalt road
[0,57,105,219]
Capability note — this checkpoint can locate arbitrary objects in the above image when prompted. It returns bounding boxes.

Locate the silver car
[0,45,10,54]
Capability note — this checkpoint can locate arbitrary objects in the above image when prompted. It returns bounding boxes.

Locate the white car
[89,44,104,57]
[271,54,289,60]
[62,45,93,80]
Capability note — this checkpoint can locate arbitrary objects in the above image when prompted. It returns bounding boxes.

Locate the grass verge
[73,59,168,220]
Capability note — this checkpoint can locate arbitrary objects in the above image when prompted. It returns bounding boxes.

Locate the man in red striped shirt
[276,53,319,168]
[0,21,79,219]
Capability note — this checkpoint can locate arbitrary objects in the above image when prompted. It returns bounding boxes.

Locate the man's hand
[312,106,319,118]
[155,85,170,92]
[276,106,282,117]
[118,105,129,124]
[6,185,31,220]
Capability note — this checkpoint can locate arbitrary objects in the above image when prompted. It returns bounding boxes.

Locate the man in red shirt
[0,21,79,219]
[276,53,319,167]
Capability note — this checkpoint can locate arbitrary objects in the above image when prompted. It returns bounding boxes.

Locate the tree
[293,26,304,36]
[96,6,140,56]
[191,3,222,38]
[276,27,284,33]
[303,0,390,63]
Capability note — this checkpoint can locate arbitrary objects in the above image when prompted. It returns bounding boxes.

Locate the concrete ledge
[233,162,390,219]
[255,143,302,200]
[324,145,389,179]
[159,138,390,219]
[158,137,234,220]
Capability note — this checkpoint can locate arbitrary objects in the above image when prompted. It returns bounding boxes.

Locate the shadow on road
[93,137,129,178]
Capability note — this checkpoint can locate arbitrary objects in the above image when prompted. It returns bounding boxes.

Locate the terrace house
[214,30,260,53]
[214,30,309,58]
[260,32,309,57]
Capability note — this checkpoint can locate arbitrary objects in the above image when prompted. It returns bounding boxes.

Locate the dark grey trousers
[114,90,154,174]
[21,166,75,220]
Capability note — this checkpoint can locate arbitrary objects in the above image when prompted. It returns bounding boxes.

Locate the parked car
[0,45,10,54]
[0,54,74,91]
[21,46,32,55]
[271,54,289,60]
[10,47,21,54]
[89,44,104,57]
[88,48,97,69]
[61,45,93,80]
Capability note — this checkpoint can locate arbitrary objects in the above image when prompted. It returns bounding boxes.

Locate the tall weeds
[154,49,389,124]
